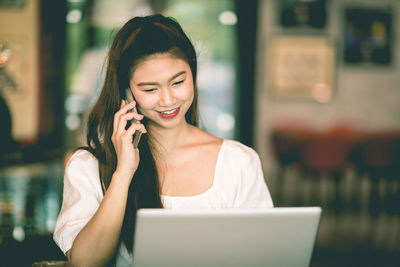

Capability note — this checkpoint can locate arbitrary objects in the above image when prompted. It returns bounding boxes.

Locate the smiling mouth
[160,108,179,114]
[158,107,180,119]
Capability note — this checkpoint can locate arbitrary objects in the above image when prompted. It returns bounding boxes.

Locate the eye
[172,80,184,87]
[143,88,157,93]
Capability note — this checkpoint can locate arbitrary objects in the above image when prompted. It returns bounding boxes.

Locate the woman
[54,14,273,267]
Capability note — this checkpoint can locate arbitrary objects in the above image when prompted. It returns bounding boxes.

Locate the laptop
[132,207,322,267]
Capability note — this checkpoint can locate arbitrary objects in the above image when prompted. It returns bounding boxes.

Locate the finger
[116,101,136,117]
[114,100,123,132]
[125,111,144,121]
[127,90,134,103]
[113,101,137,134]
[120,111,144,121]
[122,100,136,112]
[117,111,144,134]
[126,122,147,136]
[113,100,125,133]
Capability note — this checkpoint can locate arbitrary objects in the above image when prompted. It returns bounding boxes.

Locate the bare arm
[67,172,130,266]
[68,100,145,266]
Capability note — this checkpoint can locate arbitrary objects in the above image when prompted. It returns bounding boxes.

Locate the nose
[159,88,176,107]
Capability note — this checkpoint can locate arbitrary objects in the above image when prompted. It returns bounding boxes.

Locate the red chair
[298,127,357,214]
[352,131,400,216]
[270,128,305,206]
[270,118,312,207]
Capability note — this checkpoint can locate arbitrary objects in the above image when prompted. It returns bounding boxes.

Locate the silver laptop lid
[133,207,322,267]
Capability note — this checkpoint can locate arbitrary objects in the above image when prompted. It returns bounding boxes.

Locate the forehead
[131,53,190,82]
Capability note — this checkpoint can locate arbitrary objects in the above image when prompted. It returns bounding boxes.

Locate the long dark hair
[84,14,198,252]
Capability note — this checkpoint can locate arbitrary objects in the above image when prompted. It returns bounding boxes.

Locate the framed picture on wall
[277,0,327,29]
[0,0,26,8]
[266,35,335,103]
[343,7,393,65]
[0,37,26,97]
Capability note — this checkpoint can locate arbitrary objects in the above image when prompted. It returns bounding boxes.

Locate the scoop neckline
[160,139,225,199]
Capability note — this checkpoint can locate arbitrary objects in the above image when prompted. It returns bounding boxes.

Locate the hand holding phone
[125,88,142,148]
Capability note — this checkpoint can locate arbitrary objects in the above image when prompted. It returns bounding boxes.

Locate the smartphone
[125,88,142,148]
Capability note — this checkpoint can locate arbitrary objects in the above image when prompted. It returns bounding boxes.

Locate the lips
[158,107,180,119]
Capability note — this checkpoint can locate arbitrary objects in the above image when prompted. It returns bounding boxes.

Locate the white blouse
[53,139,273,265]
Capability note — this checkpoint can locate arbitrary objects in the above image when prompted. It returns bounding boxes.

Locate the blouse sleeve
[53,150,104,254]
[234,146,274,208]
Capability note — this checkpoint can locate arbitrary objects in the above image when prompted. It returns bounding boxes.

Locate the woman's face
[129,53,194,130]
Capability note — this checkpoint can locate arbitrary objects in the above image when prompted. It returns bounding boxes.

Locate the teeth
[161,108,177,114]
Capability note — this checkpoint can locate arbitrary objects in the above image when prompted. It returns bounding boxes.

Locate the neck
[147,120,192,154]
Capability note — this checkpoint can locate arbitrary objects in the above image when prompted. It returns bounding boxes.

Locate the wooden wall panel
[0,0,40,142]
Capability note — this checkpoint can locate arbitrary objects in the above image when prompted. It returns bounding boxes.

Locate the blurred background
[0,0,399,266]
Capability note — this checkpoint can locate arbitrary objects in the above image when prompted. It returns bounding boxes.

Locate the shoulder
[188,126,223,150]
[63,149,103,197]
[221,139,260,162]
[215,140,262,176]
[64,149,100,180]
[66,149,98,168]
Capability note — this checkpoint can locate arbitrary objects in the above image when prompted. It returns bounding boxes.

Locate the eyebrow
[137,71,186,87]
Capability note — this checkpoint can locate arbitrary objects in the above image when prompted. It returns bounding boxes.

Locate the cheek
[133,93,157,111]
[179,83,195,103]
